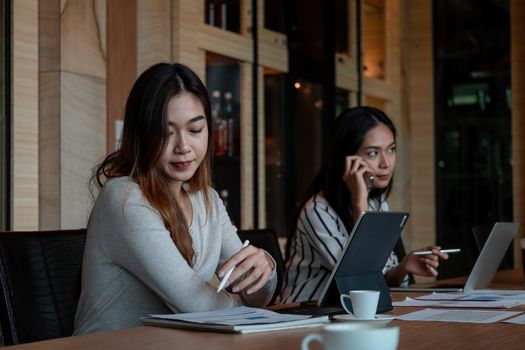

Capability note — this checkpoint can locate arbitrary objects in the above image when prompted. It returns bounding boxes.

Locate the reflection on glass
[290,0,327,62]
[335,88,349,117]
[264,0,285,33]
[289,79,325,228]
[434,0,512,279]
[362,0,385,79]
[264,72,286,235]
[364,95,385,111]
[335,0,349,55]
[205,52,241,225]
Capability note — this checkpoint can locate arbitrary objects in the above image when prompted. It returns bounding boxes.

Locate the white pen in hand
[413,248,461,255]
[217,240,250,293]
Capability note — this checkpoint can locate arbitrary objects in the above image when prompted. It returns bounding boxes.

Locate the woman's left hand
[401,246,449,277]
[218,245,275,295]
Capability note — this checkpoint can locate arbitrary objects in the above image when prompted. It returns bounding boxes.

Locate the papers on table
[416,291,525,304]
[393,296,521,308]
[142,306,329,333]
[397,308,521,324]
[503,313,525,325]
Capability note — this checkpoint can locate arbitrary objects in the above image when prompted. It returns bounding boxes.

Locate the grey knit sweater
[74,177,276,334]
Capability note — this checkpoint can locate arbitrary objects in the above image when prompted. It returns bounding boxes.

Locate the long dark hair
[93,63,213,265]
[286,106,397,259]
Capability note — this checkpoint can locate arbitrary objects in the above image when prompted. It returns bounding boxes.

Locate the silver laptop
[391,222,519,292]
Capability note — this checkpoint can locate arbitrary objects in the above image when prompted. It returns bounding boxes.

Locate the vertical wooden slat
[107,0,137,152]
[12,0,39,230]
[240,62,253,229]
[407,0,435,253]
[137,0,172,74]
[39,0,61,229]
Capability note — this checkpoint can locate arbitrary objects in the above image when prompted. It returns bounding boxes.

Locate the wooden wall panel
[198,26,253,64]
[511,0,525,265]
[61,72,106,228]
[259,30,287,72]
[107,0,137,152]
[12,0,39,230]
[384,0,410,242]
[61,0,106,79]
[39,0,61,229]
[60,0,107,228]
[39,72,61,229]
[406,0,435,251]
[37,0,108,229]
[257,66,265,228]
[137,0,172,74]
[392,0,411,243]
[172,0,204,77]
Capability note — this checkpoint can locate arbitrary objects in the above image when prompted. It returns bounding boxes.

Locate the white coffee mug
[301,323,399,350]
[340,290,380,319]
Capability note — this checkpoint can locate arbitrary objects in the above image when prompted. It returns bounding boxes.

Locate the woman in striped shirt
[279,106,448,304]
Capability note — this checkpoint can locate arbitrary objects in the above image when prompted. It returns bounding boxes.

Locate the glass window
[362,0,385,79]
[264,71,286,235]
[206,52,241,225]
[264,0,285,33]
[205,0,240,33]
[287,79,327,229]
[289,0,328,62]
[434,0,512,278]
[335,0,349,55]
[335,88,350,117]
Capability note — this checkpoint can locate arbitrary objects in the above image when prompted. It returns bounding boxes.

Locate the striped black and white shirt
[278,193,408,304]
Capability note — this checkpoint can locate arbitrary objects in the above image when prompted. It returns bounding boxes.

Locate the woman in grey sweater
[74,63,276,334]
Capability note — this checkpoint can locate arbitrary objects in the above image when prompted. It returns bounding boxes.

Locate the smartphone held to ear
[364,172,374,191]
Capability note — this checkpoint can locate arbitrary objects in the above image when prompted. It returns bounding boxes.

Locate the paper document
[503,313,525,325]
[468,290,525,299]
[143,306,329,333]
[397,308,521,324]
[416,291,525,304]
[149,306,311,325]
[393,297,520,309]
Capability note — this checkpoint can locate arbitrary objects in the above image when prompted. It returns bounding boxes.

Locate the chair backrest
[472,224,493,255]
[237,229,285,305]
[392,238,415,285]
[0,229,86,345]
[471,223,514,270]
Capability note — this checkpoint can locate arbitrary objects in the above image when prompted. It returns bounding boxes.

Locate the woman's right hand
[342,155,372,216]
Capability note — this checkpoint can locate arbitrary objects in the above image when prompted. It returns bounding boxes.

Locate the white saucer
[332,314,395,327]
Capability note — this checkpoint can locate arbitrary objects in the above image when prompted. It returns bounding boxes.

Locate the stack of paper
[396,308,521,324]
[142,306,329,334]
[393,296,521,309]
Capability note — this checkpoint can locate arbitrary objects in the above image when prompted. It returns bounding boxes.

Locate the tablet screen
[317,211,409,307]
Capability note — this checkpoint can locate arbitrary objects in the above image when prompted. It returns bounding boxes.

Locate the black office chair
[471,224,493,255]
[392,238,415,285]
[0,229,86,345]
[237,229,285,305]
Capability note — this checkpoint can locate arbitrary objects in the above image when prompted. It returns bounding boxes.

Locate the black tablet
[316,211,409,313]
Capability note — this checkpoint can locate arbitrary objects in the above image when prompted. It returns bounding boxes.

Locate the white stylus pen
[217,240,250,293]
[413,248,461,255]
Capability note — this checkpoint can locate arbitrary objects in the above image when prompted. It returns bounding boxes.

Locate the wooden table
[8,270,525,350]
